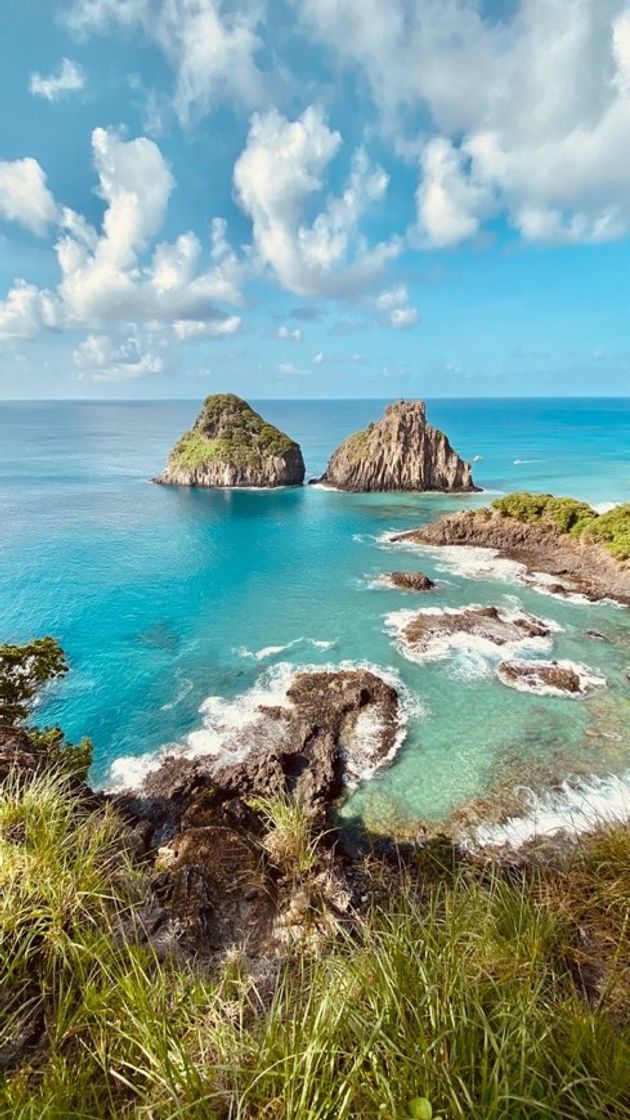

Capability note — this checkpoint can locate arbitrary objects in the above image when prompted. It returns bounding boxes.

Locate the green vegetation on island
[1,638,629,1118]
[168,394,299,473]
[492,492,630,560]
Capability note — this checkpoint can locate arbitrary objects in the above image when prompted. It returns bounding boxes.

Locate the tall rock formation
[156,394,305,488]
[313,399,477,492]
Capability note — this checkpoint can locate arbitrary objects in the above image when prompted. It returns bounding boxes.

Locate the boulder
[384,571,435,592]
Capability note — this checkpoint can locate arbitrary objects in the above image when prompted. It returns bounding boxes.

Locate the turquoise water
[1,398,629,833]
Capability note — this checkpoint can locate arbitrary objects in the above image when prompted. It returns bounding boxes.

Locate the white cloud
[0,281,61,341]
[29,58,86,101]
[234,105,399,298]
[173,315,241,339]
[277,360,303,375]
[277,324,302,341]
[73,327,163,380]
[312,350,323,363]
[0,158,60,235]
[299,1,630,247]
[375,283,419,329]
[65,0,265,125]
[0,127,244,345]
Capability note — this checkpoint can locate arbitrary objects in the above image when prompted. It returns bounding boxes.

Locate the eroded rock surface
[383,571,435,592]
[156,393,305,488]
[397,606,551,657]
[497,659,605,696]
[313,399,477,492]
[394,509,630,605]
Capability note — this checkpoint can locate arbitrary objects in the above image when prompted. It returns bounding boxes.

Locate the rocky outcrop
[395,508,630,605]
[497,659,605,696]
[313,399,477,492]
[383,571,435,592]
[156,394,305,488]
[395,606,551,658]
[141,668,401,821]
[111,668,402,958]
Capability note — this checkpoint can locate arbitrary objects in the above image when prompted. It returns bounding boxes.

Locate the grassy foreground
[1,769,629,1120]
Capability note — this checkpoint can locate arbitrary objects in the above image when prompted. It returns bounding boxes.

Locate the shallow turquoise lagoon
[1,398,628,835]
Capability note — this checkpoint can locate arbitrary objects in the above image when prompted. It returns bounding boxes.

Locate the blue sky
[1,0,630,399]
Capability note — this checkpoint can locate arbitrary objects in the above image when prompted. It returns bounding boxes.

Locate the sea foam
[109,658,424,792]
[472,771,630,849]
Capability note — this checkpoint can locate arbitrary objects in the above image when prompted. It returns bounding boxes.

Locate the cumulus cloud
[29,58,86,101]
[298,0,630,247]
[277,324,302,341]
[65,0,265,125]
[375,283,418,328]
[73,328,164,380]
[0,158,61,235]
[233,105,399,297]
[0,127,243,346]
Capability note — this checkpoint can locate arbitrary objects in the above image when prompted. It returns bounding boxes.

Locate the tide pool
[1,398,628,836]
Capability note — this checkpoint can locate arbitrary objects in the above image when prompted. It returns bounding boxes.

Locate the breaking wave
[496,658,606,697]
[236,637,336,661]
[109,659,424,792]
[472,771,630,849]
[385,604,560,678]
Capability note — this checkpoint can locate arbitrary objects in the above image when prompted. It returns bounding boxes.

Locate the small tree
[0,636,92,778]
[0,636,67,725]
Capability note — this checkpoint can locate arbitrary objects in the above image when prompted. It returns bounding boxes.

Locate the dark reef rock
[496,660,603,696]
[397,606,551,657]
[384,571,435,592]
[156,393,305,488]
[313,399,477,492]
[142,669,401,822]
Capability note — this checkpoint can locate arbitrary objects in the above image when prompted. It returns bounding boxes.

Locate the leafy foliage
[169,394,297,473]
[0,637,92,778]
[492,492,630,559]
[0,637,67,725]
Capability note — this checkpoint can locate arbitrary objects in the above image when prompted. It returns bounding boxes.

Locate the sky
[1,1,630,399]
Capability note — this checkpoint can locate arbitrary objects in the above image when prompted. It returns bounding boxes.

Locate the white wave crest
[236,637,336,661]
[472,771,630,849]
[496,658,606,697]
[109,658,424,792]
[378,537,609,605]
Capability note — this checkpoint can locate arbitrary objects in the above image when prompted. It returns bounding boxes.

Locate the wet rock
[496,660,604,696]
[399,606,551,656]
[384,571,435,592]
[313,399,477,492]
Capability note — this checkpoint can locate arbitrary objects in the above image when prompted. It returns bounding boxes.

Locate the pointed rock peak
[156,394,305,489]
[313,398,478,493]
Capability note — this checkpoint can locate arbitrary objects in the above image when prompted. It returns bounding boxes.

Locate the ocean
[1,398,629,843]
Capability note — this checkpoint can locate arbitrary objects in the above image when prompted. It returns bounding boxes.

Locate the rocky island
[312,399,478,492]
[156,393,305,488]
[393,493,630,605]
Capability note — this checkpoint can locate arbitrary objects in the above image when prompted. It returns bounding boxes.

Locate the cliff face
[314,400,477,492]
[156,394,305,488]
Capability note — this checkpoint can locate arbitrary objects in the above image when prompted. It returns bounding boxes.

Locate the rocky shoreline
[393,507,630,605]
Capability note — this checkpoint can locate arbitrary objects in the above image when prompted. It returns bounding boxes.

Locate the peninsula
[313,399,477,492]
[156,394,305,488]
[393,493,630,604]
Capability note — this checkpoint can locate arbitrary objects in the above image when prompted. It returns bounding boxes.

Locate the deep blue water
[1,398,629,834]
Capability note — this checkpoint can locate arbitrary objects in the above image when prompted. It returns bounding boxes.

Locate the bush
[491,494,630,560]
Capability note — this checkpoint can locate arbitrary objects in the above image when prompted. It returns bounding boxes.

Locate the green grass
[168,396,298,474]
[1,772,629,1119]
[491,493,630,559]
